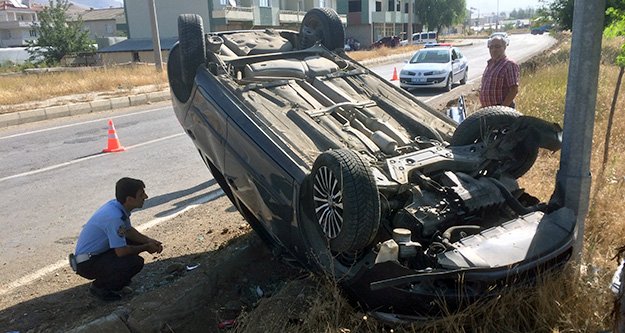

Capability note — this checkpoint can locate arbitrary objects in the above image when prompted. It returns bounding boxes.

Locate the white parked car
[489,32,510,45]
[399,31,438,46]
[399,46,469,91]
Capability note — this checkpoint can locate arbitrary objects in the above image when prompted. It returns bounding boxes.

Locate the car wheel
[178,14,206,91]
[460,67,468,85]
[444,74,453,92]
[450,106,539,178]
[309,149,380,253]
[299,8,345,50]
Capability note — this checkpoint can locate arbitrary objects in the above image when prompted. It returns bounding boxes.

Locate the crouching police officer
[70,177,163,301]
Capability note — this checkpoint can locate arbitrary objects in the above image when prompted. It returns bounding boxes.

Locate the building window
[388,0,393,11]
[132,52,140,62]
[319,0,326,7]
[220,0,227,4]
[259,0,270,7]
[375,1,381,11]
[106,24,113,33]
[348,0,361,12]
[29,29,37,37]
[396,1,401,11]
[404,2,408,13]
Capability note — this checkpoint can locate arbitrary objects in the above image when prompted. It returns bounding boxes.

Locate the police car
[399,45,468,91]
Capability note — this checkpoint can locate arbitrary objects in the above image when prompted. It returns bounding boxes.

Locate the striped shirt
[479,56,520,107]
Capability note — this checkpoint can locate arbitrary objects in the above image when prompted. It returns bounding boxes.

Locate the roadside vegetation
[234,34,625,332]
[0,64,166,108]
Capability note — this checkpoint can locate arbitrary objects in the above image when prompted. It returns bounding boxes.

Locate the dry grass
[0,64,167,106]
[287,34,625,332]
[347,44,422,62]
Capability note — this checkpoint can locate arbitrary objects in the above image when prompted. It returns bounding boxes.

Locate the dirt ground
[0,194,322,333]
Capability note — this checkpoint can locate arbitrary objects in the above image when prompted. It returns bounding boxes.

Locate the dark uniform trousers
[76,249,144,291]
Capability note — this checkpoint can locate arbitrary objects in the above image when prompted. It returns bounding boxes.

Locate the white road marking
[0,133,184,183]
[0,189,225,296]
[0,107,170,140]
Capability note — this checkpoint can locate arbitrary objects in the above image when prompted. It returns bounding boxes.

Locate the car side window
[451,50,458,61]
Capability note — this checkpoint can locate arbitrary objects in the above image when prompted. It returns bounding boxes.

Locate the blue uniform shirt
[75,199,132,256]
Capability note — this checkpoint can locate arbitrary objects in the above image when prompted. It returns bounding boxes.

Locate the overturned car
[167,8,575,321]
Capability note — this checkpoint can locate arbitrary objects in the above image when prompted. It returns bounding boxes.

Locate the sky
[466,0,545,16]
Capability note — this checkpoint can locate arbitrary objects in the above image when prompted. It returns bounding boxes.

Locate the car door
[222,105,300,248]
[185,70,228,172]
[451,48,463,82]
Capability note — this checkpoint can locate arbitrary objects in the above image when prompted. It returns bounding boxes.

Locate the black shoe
[89,284,122,301]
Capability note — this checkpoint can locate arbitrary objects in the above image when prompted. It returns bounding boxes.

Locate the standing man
[480,35,520,108]
[71,177,163,301]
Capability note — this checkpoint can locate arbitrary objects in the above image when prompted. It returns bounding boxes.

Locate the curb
[0,90,171,128]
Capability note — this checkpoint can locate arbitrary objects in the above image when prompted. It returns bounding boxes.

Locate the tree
[414,0,466,34]
[27,0,94,65]
[547,0,625,30]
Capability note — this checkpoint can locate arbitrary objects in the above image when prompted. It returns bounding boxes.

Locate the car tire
[460,67,468,85]
[299,8,345,50]
[450,106,539,178]
[309,149,380,253]
[178,14,206,90]
[167,43,189,102]
[444,74,453,92]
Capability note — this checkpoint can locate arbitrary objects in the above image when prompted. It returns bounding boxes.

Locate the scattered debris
[217,319,236,329]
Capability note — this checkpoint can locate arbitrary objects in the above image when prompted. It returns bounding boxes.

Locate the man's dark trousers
[76,249,144,291]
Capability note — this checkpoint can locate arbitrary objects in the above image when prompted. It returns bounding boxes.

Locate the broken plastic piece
[217,319,236,329]
[186,264,200,271]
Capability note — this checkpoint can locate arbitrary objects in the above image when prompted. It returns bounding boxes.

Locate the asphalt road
[0,104,219,287]
[0,33,556,291]
[370,33,556,99]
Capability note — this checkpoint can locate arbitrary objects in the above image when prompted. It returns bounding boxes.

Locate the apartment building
[69,7,127,40]
[0,0,39,47]
[345,0,422,47]
[124,0,346,40]
[98,0,346,64]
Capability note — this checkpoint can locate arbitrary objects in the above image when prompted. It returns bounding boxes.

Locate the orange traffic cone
[103,119,125,153]
[391,67,398,81]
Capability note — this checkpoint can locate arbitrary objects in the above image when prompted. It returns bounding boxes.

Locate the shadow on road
[143,180,217,215]
[406,85,462,98]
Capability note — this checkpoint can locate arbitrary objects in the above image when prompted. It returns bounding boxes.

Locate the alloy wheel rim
[313,166,343,239]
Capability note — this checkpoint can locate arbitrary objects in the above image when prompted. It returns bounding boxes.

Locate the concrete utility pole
[556,0,605,259]
[148,0,163,72]
[407,0,413,41]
